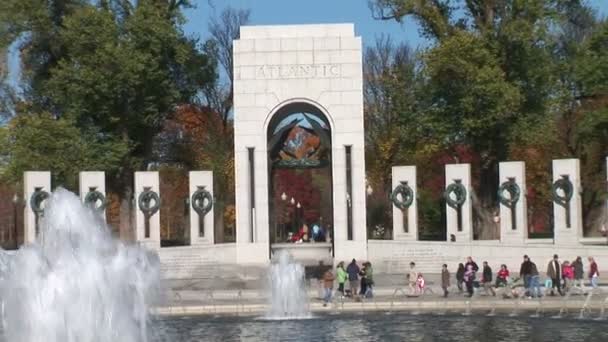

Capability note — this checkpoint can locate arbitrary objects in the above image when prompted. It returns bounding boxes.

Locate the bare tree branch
[204,6,250,128]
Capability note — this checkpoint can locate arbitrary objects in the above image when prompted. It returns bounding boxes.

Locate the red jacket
[562,265,574,280]
[497,269,509,280]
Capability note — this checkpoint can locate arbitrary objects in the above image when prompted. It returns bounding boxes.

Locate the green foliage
[421,31,521,150]
[0,113,129,189]
[370,0,608,237]
[0,0,214,195]
[417,189,444,240]
[45,3,213,162]
[575,20,608,97]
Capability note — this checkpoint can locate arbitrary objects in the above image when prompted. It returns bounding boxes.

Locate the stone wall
[368,240,608,275]
[158,244,237,279]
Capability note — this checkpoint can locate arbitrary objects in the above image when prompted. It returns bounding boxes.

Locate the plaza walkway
[156,279,608,317]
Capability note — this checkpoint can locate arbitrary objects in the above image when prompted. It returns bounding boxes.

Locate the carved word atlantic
[255,64,341,79]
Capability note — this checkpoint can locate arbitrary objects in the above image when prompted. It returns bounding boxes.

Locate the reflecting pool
[149,313,608,342]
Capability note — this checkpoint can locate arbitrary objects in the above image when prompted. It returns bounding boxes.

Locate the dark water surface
[150,313,608,342]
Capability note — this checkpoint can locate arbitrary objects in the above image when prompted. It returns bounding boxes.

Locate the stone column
[189,171,214,245]
[391,166,417,241]
[134,171,161,249]
[235,147,270,264]
[23,171,51,244]
[498,162,527,244]
[445,164,472,242]
[79,171,106,220]
[552,159,583,245]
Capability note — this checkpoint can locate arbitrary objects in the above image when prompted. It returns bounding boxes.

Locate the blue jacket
[346,263,360,281]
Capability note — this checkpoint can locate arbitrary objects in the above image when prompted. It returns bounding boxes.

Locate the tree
[1,0,213,185]
[0,112,128,190]
[566,19,608,233]
[156,104,235,242]
[169,6,250,242]
[0,0,215,236]
[363,35,419,237]
[203,7,251,128]
[0,0,87,110]
[45,2,212,179]
[369,0,607,238]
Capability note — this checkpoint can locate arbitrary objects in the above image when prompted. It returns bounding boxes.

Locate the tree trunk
[215,204,225,243]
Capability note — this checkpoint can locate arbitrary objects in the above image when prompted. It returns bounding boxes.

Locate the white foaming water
[0,188,160,342]
[266,250,310,319]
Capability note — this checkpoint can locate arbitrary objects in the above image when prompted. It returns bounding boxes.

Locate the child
[544,278,553,297]
[416,273,426,295]
[441,264,450,298]
[496,264,510,287]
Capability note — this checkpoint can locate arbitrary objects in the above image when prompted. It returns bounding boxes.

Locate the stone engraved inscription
[255,64,341,79]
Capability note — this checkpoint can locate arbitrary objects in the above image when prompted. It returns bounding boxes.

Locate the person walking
[588,257,599,289]
[572,256,585,289]
[464,264,476,297]
[359,263,368,296]
[362,261,374,298]
[359,262,374,297]
[456,263,465,293]
[482,261,496,296]
[562,260,574,293]
[520,255,533,296]
[408,262,418,295]
[546,254,564,296]
[465,257,479,274]
[529,261,542,298]
[322,269,335,306]
[441,264,450,298]
[336,261,347,298]
[346,259,360,298]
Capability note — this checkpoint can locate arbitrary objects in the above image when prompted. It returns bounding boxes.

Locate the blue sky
[6,0,608,91]
[184,0,608,48]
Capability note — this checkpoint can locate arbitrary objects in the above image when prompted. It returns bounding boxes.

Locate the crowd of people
[317,254,601,305]
[437,254,600,299]
[319,259,374,306]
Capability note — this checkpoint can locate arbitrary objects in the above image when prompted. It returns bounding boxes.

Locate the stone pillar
[333,144,368,264]
[189,171,214,245]
[23,171,51,244]
[134,171,160,249]
[234,147,269,264]
[498,162,527,244]
[552,159,583,245]
[79,171,106,220]
[391,166,417,241]
[445,164,472,242]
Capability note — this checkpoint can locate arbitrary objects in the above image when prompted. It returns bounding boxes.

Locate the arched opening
[267,102,333,246]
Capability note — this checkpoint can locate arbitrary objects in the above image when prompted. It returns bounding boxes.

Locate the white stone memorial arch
[233,24,367,264]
